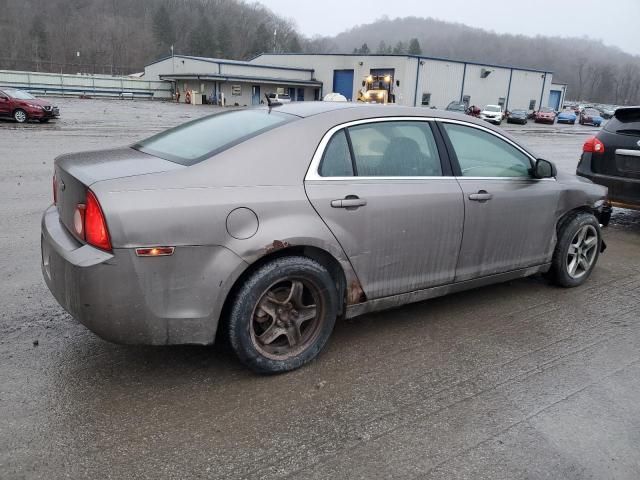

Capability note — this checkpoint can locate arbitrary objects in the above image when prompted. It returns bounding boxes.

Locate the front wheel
[227,256,339,373]
[549,213,601,287]
[13,109,27,123]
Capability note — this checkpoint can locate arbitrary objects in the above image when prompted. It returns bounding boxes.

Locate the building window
[462,95,471,107]
[498,97,506,108]
[529,99,536,110]
[231,85,242,96]
[421,93,431,106]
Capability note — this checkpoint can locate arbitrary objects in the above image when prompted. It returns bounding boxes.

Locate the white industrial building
[143,55,322,105]
[251,53,567,111]
[143,53,567,111]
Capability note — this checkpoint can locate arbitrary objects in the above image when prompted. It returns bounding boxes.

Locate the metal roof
[252,53,553,75]
[159,73,321,87]
[146,54,315,73]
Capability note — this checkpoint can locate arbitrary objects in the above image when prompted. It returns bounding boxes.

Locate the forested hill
[307,16,640,104]
[0,0,301,76]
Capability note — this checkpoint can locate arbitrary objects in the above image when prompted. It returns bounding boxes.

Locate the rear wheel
[549,213,601,287]
[227,256,338,373]
[13,109,27,123]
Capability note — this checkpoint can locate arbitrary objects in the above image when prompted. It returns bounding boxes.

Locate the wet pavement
[1,99,639,479]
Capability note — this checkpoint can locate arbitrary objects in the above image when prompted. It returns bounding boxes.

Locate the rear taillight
[74,190,112,251]
[53,173,58,205]
[583,136,605,153]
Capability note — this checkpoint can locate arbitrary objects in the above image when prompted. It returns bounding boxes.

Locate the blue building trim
[459,63,467,102]
[414,60,421,106]
[505,68,513,110]
[538,73,547,110]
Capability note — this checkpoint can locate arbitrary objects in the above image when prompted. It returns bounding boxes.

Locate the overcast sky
[259,0,640,56]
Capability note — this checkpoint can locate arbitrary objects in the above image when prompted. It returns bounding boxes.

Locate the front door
[251,85,261,105]
[439,121,561,281]
[305,119,464,299]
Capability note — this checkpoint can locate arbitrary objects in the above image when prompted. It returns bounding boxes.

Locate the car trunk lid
[54,147,182,239]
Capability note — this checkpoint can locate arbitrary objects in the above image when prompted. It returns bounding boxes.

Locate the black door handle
[469,190,493,202]
[331,195,367,209]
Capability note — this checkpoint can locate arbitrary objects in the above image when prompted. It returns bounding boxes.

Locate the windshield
[540,107,554,113]
[133,109,295,165]
[485,105,501,112]
[447,103,466,111]
[2,88,35,100]
[279,94,291,99]
[511,110,526,115]
[584,109,600,116]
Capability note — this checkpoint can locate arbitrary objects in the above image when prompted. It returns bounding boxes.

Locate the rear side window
[319,130,354,177]
[442,123,531,177]
[133,109,294,165]
[604,109,640,136]
[348,121,442,176]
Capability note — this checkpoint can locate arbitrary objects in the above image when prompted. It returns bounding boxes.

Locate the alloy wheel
[566,225,598,279]
[250,278,324,360]
[14,110,27,123]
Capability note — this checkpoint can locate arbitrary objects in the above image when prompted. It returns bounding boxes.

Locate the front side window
[442,123,532,177]
[133,109,294,166]
[347,121,442,176]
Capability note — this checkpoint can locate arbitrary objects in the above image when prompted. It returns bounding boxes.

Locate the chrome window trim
[305,116,546,182]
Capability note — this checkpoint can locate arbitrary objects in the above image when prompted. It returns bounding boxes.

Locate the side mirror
[532,158,556,179]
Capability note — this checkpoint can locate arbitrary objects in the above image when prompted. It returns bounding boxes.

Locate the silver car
[42,103,608,373]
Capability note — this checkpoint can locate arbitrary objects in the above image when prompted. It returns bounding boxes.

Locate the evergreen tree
[29,15,49,68]
[217,22,232,57]
[152,4,175,52]
[359,42,370,54]
[392,41,406,54]
[377,40,390,54]
[286,34,302,53]
[408,38,422,55]
[188,16,217,57]
[250,23,271,56]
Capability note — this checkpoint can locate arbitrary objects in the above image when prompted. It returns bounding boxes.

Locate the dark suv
[577,106,640,225]
[0,88,60,123]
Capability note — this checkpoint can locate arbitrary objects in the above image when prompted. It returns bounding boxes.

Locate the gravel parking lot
[1,98,639,479]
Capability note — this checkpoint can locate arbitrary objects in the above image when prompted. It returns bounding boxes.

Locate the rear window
[605,108,640,136]
[134,109,295,165]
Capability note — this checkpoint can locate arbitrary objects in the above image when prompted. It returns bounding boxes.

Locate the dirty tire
[13,109,27,123]
[549,212,601,288]
[227,256,338,374]
[599,209,611,227]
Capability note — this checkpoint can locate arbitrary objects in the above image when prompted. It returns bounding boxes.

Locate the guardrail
[0,70,172,99]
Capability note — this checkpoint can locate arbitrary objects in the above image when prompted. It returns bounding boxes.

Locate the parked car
[577,106,640,225]
[506,109,528,124]
[445,101,467,113]
[479,104,504,125]
[266,92,291,103]
[580,108,604,127]
[42,104,607,373]
[0,87,60,123]
[557,110,577,124]
[534,107,556,124]
[599,107,615,119]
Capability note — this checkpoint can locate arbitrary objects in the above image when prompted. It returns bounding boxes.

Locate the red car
[534,107,556,124]
[0,88,60,123]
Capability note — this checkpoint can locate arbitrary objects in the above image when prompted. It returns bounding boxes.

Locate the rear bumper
[41,205,247,345]
[577,162,640,209]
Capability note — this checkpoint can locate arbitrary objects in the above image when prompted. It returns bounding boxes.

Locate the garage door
[548,90,562,110]
[333,70,354,101]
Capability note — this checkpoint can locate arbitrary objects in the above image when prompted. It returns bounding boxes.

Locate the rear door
[305,118,464,300]
[438,120,561,281]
